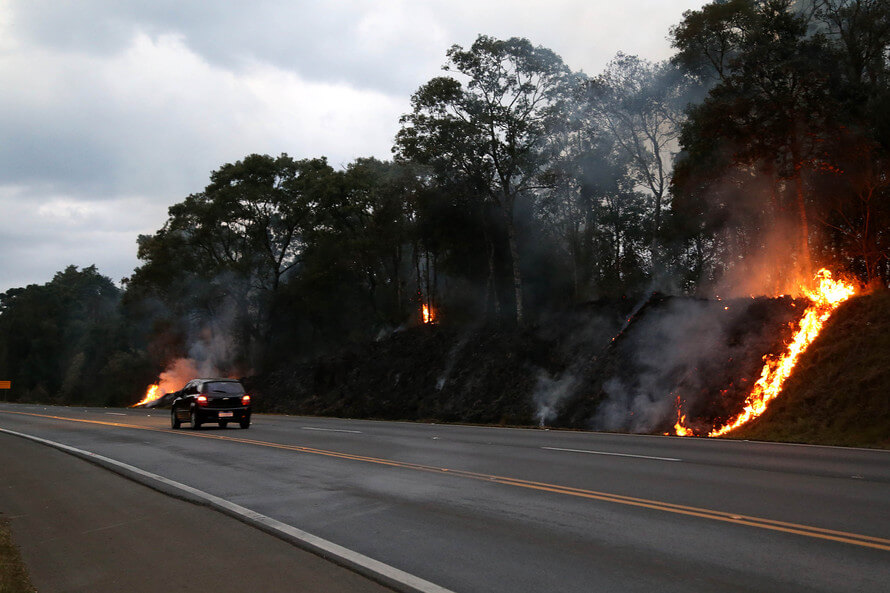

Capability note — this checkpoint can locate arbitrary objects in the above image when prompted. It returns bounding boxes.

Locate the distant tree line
[1,0,888,406]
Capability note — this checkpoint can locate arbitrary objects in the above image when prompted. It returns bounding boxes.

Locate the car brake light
[197,395,208,405]
[241,395,251,405]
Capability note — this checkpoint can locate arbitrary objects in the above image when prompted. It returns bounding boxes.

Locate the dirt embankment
[732,290,890,448]
[254,290,889,447]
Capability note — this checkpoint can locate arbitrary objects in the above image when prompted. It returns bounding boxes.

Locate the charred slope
[732,291,890,448]
[552,295,804,433]
[256,295,809,434]
[258,325,554,425]
[255,300,633,424]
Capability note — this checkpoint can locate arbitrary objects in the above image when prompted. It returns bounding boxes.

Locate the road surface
[0,403,887,592]
[0,431,393,593]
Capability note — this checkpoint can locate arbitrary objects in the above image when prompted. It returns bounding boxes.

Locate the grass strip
[0,517,36,593]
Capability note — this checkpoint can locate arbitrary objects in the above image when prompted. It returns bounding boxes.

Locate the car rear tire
[171,409,180,429]
[239,419,250,429]
[219,421,228,428]
[190,408,202,429]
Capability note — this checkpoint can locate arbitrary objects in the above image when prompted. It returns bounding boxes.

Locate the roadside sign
[0,381,10,389]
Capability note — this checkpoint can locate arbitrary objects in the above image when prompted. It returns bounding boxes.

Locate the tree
[396,35,573,324]
[584,54,688,279]
[672,0,839,282]
[671,0,758,82]
[813,0,890,93]
[0,266,141,405]
[129,154,329,370]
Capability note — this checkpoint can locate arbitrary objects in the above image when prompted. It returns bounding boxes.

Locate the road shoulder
[0,431,393,593]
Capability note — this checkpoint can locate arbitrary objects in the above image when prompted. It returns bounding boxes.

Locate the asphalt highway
[0,403,888,592]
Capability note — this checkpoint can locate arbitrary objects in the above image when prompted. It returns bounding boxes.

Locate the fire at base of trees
[0,1,888,420]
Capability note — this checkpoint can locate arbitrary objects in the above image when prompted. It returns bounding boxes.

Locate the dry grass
[0,518,35,593]
[732,290,890,448]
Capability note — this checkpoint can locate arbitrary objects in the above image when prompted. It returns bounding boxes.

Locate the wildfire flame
[674,412,694,437]
[673,396,694,436]
[134,384,162,407]
[132,358,210,407]
[676,269,855,437]
[422,303,436,324]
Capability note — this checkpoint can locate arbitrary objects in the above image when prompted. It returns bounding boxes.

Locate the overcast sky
[0,0,708,293]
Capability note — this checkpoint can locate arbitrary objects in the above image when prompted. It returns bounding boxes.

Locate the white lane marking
[301,427,362,434]
[105,412,127,416]
[542,446,682,462]
[0,427,452,593]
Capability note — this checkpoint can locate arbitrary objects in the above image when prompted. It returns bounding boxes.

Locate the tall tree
[672,0,838,281]
[584,54,687,279]
[0,266,138,405]
[130,154,329,369]
[396,35,572,324]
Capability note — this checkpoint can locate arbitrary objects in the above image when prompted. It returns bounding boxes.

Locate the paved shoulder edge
[0,427,455,593]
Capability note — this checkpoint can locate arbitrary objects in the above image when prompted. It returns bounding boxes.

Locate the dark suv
[171,378,251,429]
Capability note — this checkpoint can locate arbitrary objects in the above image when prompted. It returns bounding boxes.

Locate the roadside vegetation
[0,518,36,593]
[733,291,890,448]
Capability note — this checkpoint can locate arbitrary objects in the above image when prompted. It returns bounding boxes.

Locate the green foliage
[0,265,150,405]
[129,153,334,371]
[672,0,890,286]
[397,35,575,324]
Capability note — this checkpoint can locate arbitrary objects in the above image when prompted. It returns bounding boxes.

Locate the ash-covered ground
[253,295,804,434]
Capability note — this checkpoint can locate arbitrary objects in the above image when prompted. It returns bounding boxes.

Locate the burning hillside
[681,270,856,437]
[729,289,890,447]
[552,293,809,434]
[253,283,867,442]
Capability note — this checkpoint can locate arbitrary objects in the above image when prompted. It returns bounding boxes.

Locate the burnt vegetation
[1,1,889,445]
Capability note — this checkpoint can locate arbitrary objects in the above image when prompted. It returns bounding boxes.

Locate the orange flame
[422,303,435,324]
[673,395,694,436]
[132,358,211,407]
[134,384,161,407]
[674,412,694,437]
[707,269,856,437]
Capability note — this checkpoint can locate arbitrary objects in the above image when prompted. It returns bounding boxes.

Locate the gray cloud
[0,0,708,292]
[10,0,448,96]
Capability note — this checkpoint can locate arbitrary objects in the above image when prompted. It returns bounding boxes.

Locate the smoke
[712,216,814,298]
[436,329,473,390]
[596,376,676,433]
[155,358,210,393]
[144,271,254,396]
[591,296,772,433]
[533,371,579,425]
[531,308,623,425]
[153,328,233,394]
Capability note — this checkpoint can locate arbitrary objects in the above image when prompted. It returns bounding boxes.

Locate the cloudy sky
[0,0,708,293]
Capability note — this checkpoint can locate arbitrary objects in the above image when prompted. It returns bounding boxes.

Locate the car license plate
[219,411,234,418]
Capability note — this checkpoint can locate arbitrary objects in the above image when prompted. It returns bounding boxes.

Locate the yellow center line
[3,409,889,552]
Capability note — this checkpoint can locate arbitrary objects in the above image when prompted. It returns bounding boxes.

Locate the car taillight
[197,395,208,405]
[241,394,251,405]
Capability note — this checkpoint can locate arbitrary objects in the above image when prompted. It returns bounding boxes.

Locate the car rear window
[202,381,245,395]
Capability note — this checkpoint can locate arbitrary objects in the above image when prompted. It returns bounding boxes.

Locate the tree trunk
[424,248,432,317]
[794,171,812,279]
[790,130,812,281]
[413,240,422,322]
[503,203,524,326]
[394,244,403,317]
[650,190,663,282]
[485,232,500,318]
